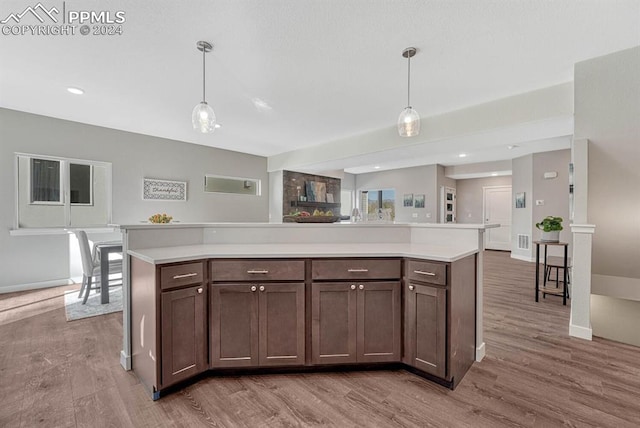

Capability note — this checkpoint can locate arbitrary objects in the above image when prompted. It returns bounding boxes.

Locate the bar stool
[544,256,571,298]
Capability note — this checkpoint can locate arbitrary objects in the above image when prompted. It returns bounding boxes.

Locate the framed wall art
[143,178,187,201]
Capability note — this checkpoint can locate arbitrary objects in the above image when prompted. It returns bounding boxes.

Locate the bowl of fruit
[148,213,173,224]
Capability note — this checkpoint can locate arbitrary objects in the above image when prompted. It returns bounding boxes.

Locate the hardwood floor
[1,251,638,427]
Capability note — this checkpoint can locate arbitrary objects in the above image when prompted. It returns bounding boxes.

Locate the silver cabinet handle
[350,284,356,290]
[408,285,415,291]
[413,270,436,276]
[172,272,198,279]
[250,285,257,292]
[197,287,203,294]
[347,268,369,273]
[358,284,364,290]
[247,270,269,274]
[259,285,265,292]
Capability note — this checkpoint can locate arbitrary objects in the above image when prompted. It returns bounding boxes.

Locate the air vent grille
[517,234,530,250]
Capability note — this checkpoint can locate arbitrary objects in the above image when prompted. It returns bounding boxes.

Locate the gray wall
[0,108,269,291]
[456,176,512,224]
[509,150,571,260]
[574,46,640,346]
[511,154,534,260]
[532,149,572,254]
[355,165,438,223]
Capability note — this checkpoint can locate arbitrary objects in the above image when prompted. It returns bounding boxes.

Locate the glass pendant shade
[192,101,216,133]
[397,106,420,137]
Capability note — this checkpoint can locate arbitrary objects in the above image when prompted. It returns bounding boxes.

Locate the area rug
[64,286,122,321]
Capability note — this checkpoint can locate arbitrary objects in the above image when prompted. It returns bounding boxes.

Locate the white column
[476,229,486,361]
[570,224,596,340]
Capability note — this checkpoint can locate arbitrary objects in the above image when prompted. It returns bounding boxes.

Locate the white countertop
[128,243,478,265]
[119,222,498,231]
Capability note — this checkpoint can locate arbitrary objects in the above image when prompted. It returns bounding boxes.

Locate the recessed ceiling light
[373,166,381,169]
[491,172,498,176]
[67,87,84,95]
[458,153,467,158]
[507,145,518,150]
[214,123,221,129]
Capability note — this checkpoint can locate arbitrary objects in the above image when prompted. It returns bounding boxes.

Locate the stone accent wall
[282,170,341,217]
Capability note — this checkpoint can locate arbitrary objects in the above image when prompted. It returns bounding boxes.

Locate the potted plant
[536,216,563,242]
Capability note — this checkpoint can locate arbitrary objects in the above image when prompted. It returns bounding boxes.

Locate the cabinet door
[356,281,401,363]
[160,285,207,388]
[404,282,447,378]
[258,283,305,366]
[210,284,258,368]
[311,283,357,364]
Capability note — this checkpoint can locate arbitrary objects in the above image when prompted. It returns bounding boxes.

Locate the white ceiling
[1,1,639,172]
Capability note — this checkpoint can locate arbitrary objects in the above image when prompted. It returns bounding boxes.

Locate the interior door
[484,186,512,251]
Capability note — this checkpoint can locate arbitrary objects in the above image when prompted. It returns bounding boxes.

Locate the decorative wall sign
[515,192,525,208]
[414,194,425,208]
[143,178,187,201]
[403,193,414,207]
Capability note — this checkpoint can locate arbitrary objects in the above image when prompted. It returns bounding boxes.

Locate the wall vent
[517,234,530,250]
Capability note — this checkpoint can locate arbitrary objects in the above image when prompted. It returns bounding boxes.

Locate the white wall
[0,108,269,291]
[574,46,640,346]
[355,165,438,223]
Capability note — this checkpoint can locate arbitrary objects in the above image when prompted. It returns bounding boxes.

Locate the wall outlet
[412,213,418,218]
[426,213,431,218]
[536,200,544,205]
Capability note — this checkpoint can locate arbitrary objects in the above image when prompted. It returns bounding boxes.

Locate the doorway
[483,186,512,251]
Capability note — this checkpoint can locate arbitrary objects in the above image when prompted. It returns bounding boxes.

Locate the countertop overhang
[128,243,478,265]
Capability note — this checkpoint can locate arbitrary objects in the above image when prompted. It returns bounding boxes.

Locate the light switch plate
[412,213,418,218]
[536,200,544,205]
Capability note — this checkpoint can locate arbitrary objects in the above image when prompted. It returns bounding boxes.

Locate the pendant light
[397,47,420,137]
[192,41,216,133]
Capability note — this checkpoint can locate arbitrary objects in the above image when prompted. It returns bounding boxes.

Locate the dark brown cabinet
[403,256,476,388]
[311,258,402,365]
[209,259,306,369]
[210,282,305,368]
[160,285,208,387]
[404,282,446,378]
[311,281,401,364]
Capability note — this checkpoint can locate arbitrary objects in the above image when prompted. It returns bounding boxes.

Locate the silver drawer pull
[172,272,198,279]
[247,270,269,274]
[347,268,369,273]
[408,285,415,291]
[197,288,203,294]
[413,270,436,276]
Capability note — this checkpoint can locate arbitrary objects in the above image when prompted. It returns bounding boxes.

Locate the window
[360,189,395,221]
[70,163,93,205]
[30,158,62,204]
[16,154,111,228]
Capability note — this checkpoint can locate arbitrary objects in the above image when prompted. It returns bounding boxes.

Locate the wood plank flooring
[1,251,639,427]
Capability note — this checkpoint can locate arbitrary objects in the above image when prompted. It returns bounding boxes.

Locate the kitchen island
[120,222,495,399]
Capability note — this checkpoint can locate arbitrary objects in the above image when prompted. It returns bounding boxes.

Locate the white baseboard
[475,342,486,362]
[0,278,74,294]
[569,323,592,340]
[510,253,534,262]
[120,350,132,371]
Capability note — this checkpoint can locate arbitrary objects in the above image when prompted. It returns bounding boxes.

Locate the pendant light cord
[407,54,411,108]
[202,47,206,103]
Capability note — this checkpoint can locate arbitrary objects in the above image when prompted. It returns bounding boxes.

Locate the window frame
[29,157,65,206]
[15,153,112,229]
[69,162,94,206]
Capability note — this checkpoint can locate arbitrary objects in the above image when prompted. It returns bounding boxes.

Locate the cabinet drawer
[406,260,447,286]
[210,259,305,282]
[312,259,401,280]
[160,262,204,290]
